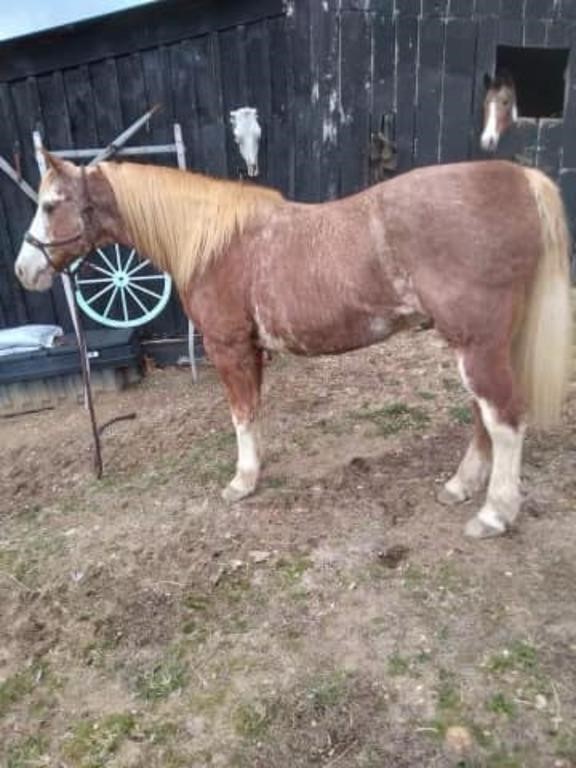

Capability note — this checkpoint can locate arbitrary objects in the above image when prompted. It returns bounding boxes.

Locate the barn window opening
[496,46,569,118]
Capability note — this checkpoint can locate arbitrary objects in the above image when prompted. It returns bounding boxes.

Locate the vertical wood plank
[268,16,296,197]
[414,17,444,166]
[317,0,340,200]
[536,119,563,179]
[88,58,124,145]
[395,14,419,172]
[8,78,56,324]
[62,66,99,148]
[439,19,477,163]
[218,26,249,179]
[244,20,273,182]
[339,11,372,195]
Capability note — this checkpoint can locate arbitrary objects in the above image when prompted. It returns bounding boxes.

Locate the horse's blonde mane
[100,162,283,289]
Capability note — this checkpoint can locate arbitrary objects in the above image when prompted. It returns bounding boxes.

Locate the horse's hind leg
[457,347,525,538]
[438,400,492,505]
[205,339,263,503]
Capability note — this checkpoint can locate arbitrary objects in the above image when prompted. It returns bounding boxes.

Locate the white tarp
[0,325,63,357]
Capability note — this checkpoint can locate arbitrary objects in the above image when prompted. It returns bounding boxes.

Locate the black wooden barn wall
[1,0,575,336]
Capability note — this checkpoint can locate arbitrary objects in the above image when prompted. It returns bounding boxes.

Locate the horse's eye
[42,202,56,215]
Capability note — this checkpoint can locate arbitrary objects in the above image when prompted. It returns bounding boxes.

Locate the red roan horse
[15,154,572,538]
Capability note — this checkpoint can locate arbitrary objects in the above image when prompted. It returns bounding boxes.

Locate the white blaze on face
[14,192,58,292]
[230,107,262,177]
[480,99,499,152]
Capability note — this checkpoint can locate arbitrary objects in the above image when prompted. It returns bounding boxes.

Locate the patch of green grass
[215,571,254,607]
[486,692,516,717]
[482,750,524,768]
[0,662,49,718]
[275,553,312,586]
[6,735,48,768]
[142,719,179,745]
[135,656,187,701]
[354,402,430,436]
[387,653,411,676]
[434,562,470,595]
[555,728,576,759]
[81,636,122,668]
[233,701,273,741]
[0,548,18,570]
[449,405,473,425]
[402,563,426,589]
[442,377,461,392]
[417,390,436,401]
[311,417,347,436]
[179,593,213,640]
[262,475,289,490]
[487,641,538,674]
[188,686,228,716]
[436,670,461,712]
[306,670,350,715]
[63,713,135,768]
[187,431,236,486]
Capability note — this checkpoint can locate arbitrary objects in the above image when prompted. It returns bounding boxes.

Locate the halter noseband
[24,165,95,276]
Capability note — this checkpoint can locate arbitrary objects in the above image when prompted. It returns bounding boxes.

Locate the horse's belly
[254,299,426,356]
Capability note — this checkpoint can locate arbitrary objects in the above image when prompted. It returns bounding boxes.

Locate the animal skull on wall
[229,107,261,177]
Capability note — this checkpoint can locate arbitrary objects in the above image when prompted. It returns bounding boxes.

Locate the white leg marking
[441,440,491,505]
[465,399,525,538]
[222,418,261,503]
[439,355,492,505]
[480,100,499,152]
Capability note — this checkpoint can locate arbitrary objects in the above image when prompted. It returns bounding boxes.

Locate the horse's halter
[23,165,95,276]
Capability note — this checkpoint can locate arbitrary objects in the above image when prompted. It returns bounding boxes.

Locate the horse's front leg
[205,339,264,503]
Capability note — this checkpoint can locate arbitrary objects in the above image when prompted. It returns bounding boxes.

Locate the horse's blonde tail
[513,168,573,428]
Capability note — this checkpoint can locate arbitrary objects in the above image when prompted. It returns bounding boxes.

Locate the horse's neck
[101,162,283,291]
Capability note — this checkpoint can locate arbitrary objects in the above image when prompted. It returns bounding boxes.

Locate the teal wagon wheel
[73,244,172,329]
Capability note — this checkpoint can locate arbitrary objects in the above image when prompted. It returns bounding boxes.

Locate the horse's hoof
[437,486,467,506]
[222,483,254,503]
[464,515,505,539]
[437,477,469,506]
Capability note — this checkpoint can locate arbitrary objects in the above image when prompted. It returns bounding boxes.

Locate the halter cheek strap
[23,230,86,274]
[24,165,95,276]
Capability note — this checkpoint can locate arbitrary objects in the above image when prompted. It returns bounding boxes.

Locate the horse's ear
[483,73,493,90]
[41,149,74,176]
[498,68,514,85]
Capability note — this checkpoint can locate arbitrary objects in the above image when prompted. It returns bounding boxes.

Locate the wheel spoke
[129,274,168,282]
[125,284,149,315]
[83,262,115,278]
[96,248,117,274]
[127,259,152,277]
[85,282,115,307]
[120,287,129,322]
[115,243,123,272]
[103,286,120,319]
[124,249,136,273]
[128,282,164,301]
[75,277,113,286]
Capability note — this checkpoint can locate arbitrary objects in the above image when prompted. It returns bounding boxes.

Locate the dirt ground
[1,329,575,768]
